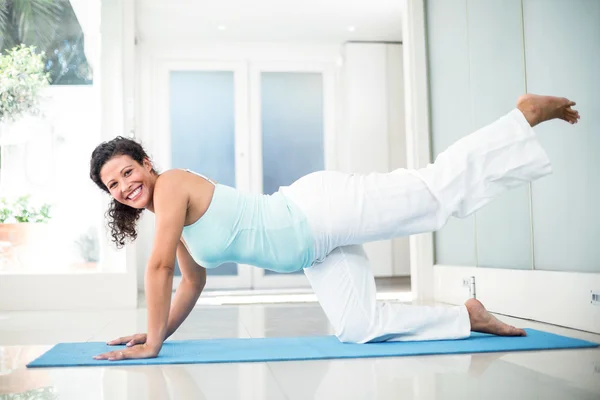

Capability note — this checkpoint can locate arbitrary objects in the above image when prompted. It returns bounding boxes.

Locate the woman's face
[100,155,156,210]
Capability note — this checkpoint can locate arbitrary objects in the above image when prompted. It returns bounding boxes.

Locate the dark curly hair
[89,136,157,248]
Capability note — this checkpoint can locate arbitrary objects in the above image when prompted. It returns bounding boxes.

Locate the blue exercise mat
[26,328,598,368]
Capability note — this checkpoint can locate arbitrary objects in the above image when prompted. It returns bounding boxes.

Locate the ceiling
[135,0,403,44]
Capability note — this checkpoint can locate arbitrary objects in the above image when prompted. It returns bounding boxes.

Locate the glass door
[156,61,253,290]
[249,62,336,289]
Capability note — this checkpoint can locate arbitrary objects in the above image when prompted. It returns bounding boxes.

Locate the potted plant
[0,195,52,248]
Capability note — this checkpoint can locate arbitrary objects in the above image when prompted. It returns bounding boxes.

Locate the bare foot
[517,94,580,127]
[465,298,526,336]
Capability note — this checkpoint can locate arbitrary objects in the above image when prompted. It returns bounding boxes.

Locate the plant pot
[70,261,98,271]
[0,223,50,247]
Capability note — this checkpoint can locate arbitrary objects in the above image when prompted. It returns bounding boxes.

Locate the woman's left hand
[93,343,160,361]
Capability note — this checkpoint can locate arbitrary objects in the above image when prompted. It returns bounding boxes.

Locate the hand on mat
[93,343,159,361]
[107,333,147,347]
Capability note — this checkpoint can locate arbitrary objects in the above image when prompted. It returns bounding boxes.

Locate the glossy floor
[1,299,599,400]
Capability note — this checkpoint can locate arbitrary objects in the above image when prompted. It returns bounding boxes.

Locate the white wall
[401,0,434,301]
[339,42,409,277]
[387,44,410,277]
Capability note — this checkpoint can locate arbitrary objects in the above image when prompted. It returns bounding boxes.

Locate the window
[0,0,93,85]
[0,0,103,273]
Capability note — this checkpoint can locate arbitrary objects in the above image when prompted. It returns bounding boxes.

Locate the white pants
[279,108,553,343]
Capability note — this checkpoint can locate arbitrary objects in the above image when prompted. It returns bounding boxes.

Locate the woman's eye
[125,170,132,176]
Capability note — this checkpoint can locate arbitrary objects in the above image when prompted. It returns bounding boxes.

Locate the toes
[560,115,573,124]
[511,327,527,336]
[506,326,525,336]
[563,109,580,124]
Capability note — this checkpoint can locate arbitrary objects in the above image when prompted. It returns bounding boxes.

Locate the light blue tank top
[180,170,315,273]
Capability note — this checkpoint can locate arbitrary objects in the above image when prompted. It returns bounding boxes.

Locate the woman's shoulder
[154,169,216,222]
[155,169,188,186]
[157,169,215,183]
[154,169,215,197]
[153,169,195,196]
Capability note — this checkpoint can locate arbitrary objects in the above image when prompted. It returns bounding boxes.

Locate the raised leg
[283,97,578,262]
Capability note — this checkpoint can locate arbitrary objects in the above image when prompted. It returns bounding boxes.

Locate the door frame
[248,60,337,289]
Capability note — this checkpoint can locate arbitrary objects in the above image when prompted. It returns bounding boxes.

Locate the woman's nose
[121,182,133,197]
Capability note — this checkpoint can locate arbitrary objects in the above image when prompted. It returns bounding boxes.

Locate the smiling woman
[87,93,580,361]
[89,137,158,247]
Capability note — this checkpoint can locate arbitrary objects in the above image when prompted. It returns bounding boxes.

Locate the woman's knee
[336,325,375,344]
[333,310,379,344]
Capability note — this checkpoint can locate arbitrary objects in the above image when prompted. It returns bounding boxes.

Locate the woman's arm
[103,241,207,348]
[165,240,207,339]
[144,173,190,352]
[94,171,189,361]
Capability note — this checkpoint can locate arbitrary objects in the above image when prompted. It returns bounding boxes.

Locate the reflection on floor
[1,281,599,399]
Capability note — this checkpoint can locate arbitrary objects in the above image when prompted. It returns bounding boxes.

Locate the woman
[91,94,579,361]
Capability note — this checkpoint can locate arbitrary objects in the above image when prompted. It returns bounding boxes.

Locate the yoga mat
[27,329,598,368]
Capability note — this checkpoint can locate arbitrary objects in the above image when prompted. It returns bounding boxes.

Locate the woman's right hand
[107,333,147,347]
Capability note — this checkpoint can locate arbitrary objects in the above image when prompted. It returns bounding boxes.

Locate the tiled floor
[1,294,599,399]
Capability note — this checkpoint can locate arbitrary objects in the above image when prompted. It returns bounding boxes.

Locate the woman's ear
[143,157,153,172]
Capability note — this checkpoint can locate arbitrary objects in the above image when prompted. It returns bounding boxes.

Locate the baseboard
[434,265,600,334]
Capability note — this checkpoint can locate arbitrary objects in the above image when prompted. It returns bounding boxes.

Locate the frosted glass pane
[260,72,325,194]
[468,0,532,269]
[426,0,476,266]
[170,71,238,276]
[260,72,325,275]
[524,0,600,273]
